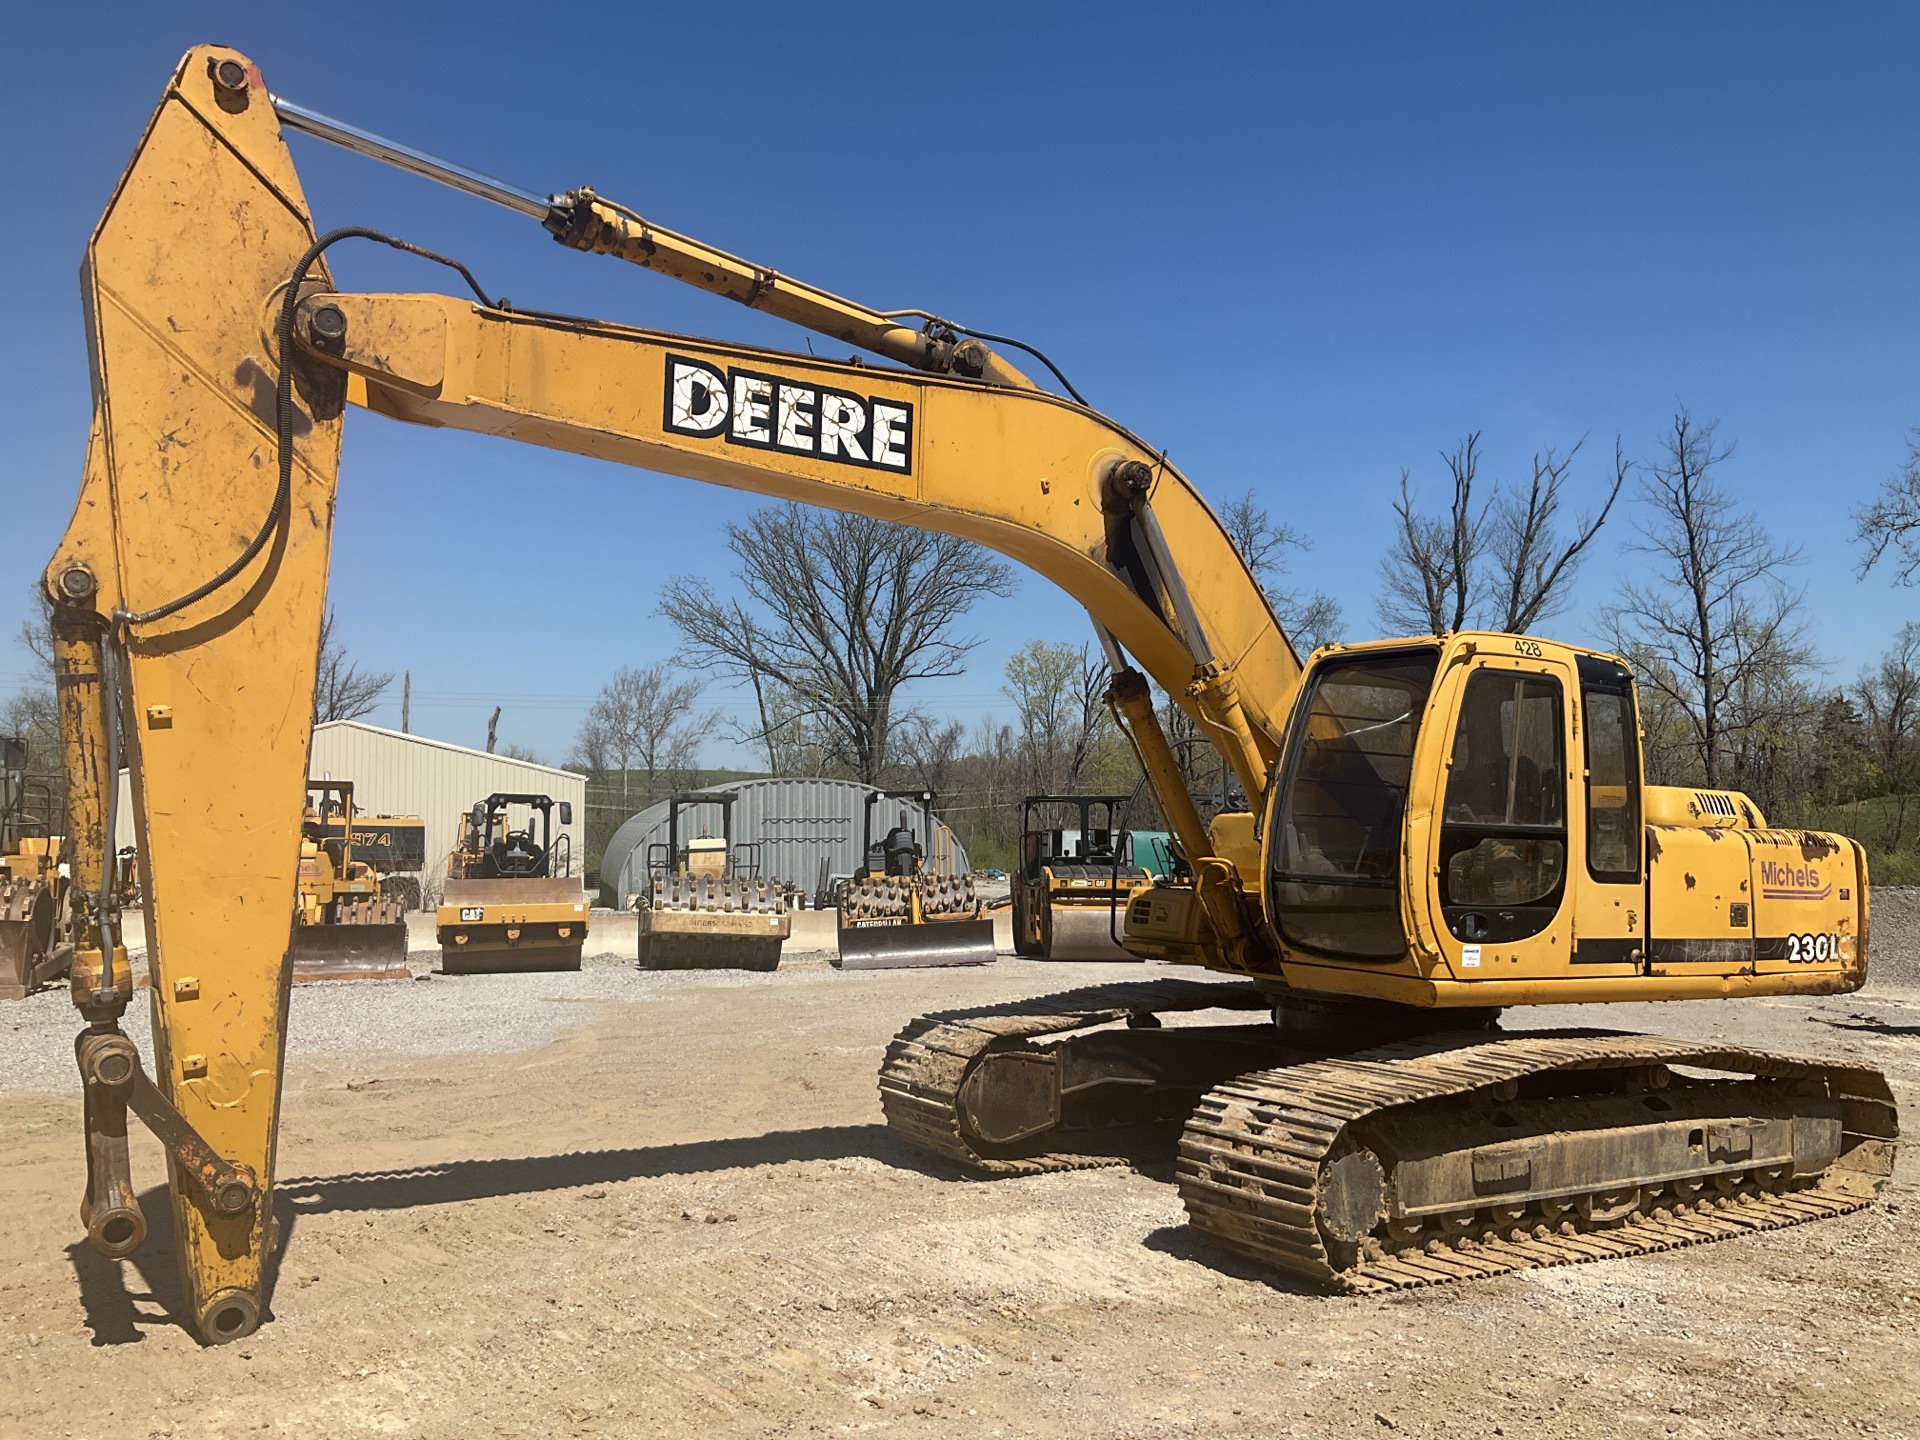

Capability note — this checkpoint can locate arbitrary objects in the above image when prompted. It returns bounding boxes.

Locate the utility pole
[401,671,411,734]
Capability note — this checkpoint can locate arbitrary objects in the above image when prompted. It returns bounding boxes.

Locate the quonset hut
[600,778,971,907]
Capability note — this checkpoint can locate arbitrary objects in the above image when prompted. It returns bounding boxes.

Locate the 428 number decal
[1784,932,1841,963]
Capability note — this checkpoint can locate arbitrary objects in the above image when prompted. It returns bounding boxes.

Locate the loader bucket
[833,916,997,970]
[1040,902,1141,962]
[291,922,412,983]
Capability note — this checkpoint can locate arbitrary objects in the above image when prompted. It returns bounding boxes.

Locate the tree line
[562,410,1920,882]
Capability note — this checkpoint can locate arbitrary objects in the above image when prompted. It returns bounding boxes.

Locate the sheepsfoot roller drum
[0,864,66,1001]
[836,872,995,970]
[1177,1031,1898,1293]
[638,874,790,971]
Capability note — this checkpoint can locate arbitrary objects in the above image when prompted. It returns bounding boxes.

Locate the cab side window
[1578,658,1642,884]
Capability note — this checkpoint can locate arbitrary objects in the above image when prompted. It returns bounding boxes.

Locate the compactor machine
[836,790,995,970]
[291,779,410,981]
[0,735,69,1001]
[1011,794,1153,961]
[637,792,790,971]
[436,792,588,973]
[40,47,1895,1342]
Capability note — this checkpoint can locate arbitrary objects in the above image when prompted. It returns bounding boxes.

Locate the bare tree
[1378,434,1489,634]
[5,589,64,831]
[1003,639,1114,795]
[570,663,715,806]
[1488,439,1627,632]
[1855,431,1920,585]
[895,715,967,797]
[1378,433,1623,636]
[314,609,393,724]
[1218,490,1342,653]
[659,506,1016,784]
[1604,411,1809,788]
[1857,622,1920,849]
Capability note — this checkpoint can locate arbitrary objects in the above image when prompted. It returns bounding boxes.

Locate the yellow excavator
[42,47,1894,1343]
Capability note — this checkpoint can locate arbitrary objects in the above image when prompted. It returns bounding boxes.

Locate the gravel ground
[2,952,1915,1440]
[1874,887,1920,988]
[5,885,1913,1095]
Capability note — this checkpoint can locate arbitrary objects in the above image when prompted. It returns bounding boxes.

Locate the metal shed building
[601,778,971,906]
[116,720,586,901]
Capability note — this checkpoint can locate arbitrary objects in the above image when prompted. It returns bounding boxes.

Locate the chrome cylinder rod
[270,95,550,219]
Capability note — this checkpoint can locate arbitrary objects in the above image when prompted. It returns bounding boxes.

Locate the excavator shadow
[273,1122,953,1215]
[67,1126,1266,1341]
[66,1124,952,1342]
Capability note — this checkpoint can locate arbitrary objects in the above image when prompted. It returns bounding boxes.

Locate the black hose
[944,323,1088,407]
[119,227,495,628]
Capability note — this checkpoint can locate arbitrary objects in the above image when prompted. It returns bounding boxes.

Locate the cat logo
[664,356,913,474]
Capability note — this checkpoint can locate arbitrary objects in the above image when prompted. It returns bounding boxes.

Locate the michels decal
[1758,858,1832,902]
[664,356,913,475]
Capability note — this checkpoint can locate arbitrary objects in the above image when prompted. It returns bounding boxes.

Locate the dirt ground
[2,948,1916,1440]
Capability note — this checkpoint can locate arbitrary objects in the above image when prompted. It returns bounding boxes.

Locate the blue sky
[3,4,1915,766]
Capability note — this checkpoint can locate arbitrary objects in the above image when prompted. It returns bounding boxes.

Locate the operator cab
[1263,634,1647,979]
[465,793,575,881]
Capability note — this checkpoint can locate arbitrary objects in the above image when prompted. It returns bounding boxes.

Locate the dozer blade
[290,924,412,983]
[1042,904,1140,962]
[834,917,997,971]
[0,884,64,1000]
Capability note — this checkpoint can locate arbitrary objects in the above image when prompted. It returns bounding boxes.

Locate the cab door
[1564,656,1646,977]
[1421,650,1576,980]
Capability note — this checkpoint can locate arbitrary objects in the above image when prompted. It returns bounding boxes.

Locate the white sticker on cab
[1461,944,1482,969]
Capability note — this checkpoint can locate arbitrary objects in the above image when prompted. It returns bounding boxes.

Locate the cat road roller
[290,779,412,981]
[1011,794,1155,962]
[437,793,588,973]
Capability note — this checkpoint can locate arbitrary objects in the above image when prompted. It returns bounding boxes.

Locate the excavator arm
[43,47,1297,1342]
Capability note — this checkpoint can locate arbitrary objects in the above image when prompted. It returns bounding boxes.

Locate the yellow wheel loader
[38,47,1894,1341]
[290,779,411,982]
[436,793,589,974]
[1011,795,1154,962]
[638,792,790,971]
[0,735,71,1001]
[835,790,995,970]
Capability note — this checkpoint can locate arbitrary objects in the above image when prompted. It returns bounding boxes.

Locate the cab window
[1578,656,1642,884]
[1439,670,1567,942]
[1268,650,1439,960]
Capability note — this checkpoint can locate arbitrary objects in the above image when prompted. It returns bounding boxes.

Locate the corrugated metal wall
[602,778,971,904]
[116,720,585,900]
